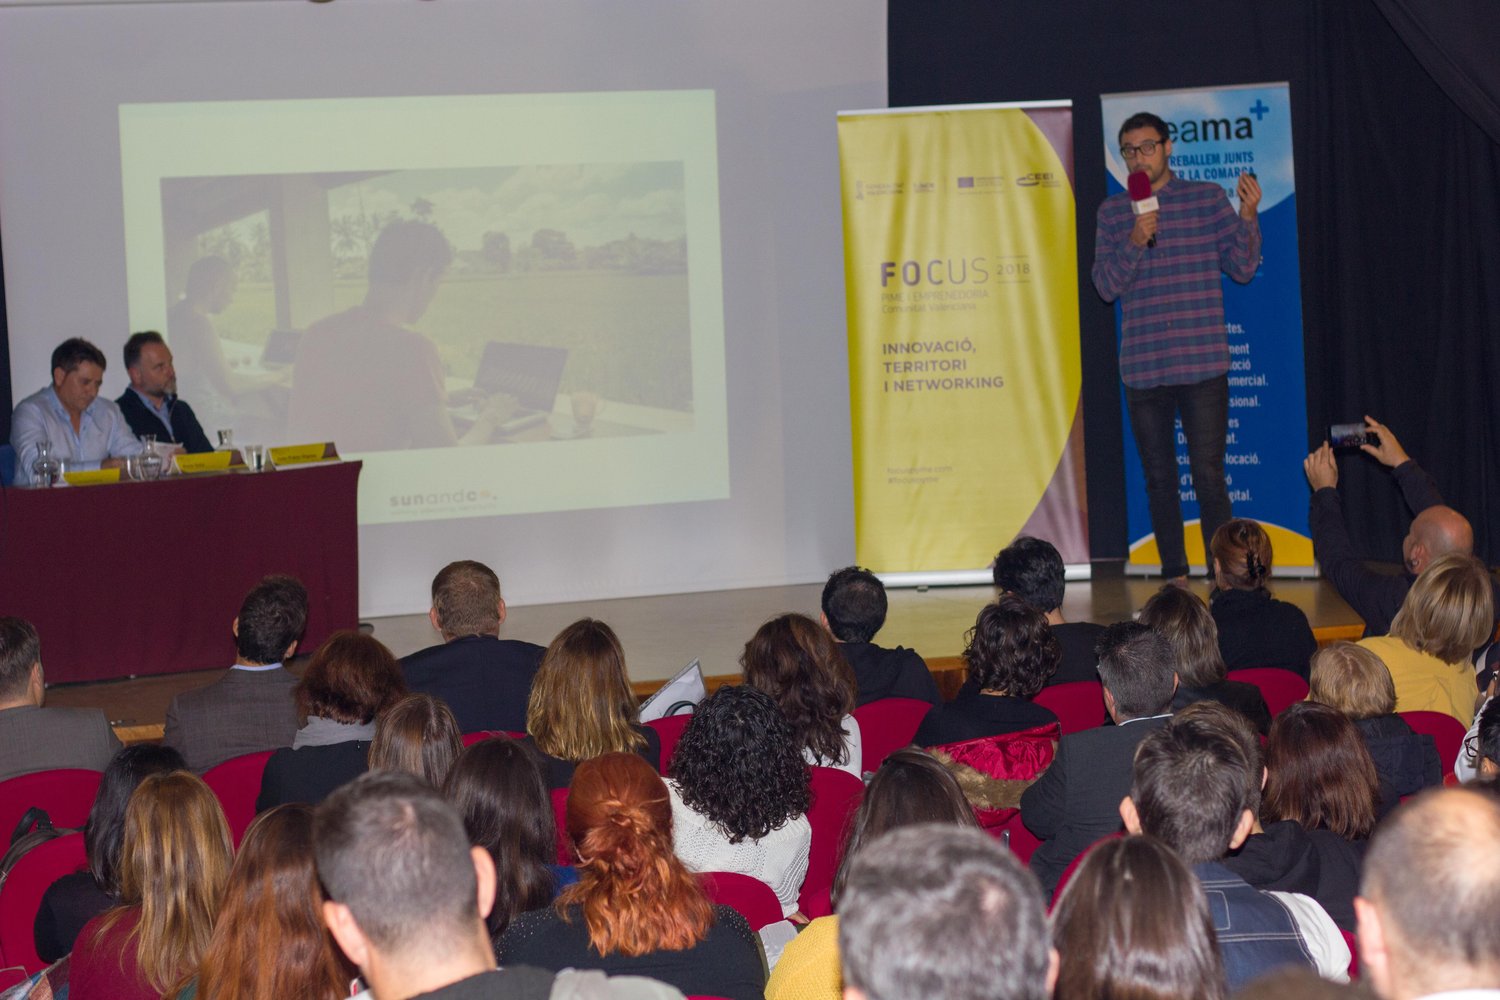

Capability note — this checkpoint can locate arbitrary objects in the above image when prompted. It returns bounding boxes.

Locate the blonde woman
[1359,552,1494,727]
[68,772,234,1000]
[524,618,660,788]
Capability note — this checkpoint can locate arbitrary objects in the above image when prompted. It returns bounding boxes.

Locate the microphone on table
[1127,170,1158,248]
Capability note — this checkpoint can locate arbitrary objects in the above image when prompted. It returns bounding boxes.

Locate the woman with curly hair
[1138,585,1271,735]
[741,613,861,777]
[68,772,234,1000]
[368,692,464,787]
[1209,518,1317,678]
[1051,835,1227,1000]
[1259,701,1379,930]
[496,753,765,1000]
[443,735,570,944]
[179,804,350,1000]
[667,684,812,919]
[914,595,1060,747]
[257,631,407,810]
[525,618,661,788]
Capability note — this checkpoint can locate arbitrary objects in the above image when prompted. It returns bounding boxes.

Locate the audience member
[768,748,978,1000]
[400,560,546,734]
[1358,551,1493,727]
[1021,622,1177,897]
[1304,417,1500,637]
[369,692,463,787]
[915,595,1060,747]
[33,744,186,963]
[1259,702,1376,930]
[1459,694,1500,781]
[1308,641,1441,809]
[1234,968,1373,1000]
[443,736,567,945]
[1356,788,1500,1000]
[667,685,812,920]
[10,337,143,484]
[1139,585,1271,734]
[524,618,660,788]
[819,566,940,706]
[498,753,766,1000]
[1121,712,1348,988]
[1209,519,1317,678]
[68,772,234,1000]
[839,824,1057,1000]
[163,575,308,773]
[0,616,121,781]
[1051,835,1227,1000]
[993,535,1105,686]
[741,613,861,777]
[312,772,561,999]
[114,330,214,454]
[182,804,349,1000]
[257,631,407,811]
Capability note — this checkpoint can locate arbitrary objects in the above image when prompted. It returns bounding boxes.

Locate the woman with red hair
[496,752,765,1000]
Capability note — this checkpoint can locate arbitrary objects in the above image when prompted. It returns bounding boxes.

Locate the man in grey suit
[0,617,120,782]
[1020,621,1178,898]
[163,575,308,773]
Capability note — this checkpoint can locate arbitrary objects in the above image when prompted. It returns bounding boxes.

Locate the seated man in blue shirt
[114,331,214,454]
[10,337,143,484]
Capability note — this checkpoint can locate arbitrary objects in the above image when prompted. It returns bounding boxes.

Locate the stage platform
[46,562,1367,743]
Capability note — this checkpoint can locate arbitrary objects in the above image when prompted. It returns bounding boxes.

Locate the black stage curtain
[889,0,1500,566]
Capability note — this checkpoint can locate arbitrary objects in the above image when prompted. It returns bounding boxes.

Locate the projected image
[160,163,692,453]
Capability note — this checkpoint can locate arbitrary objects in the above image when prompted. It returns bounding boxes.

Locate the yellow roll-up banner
[838,102,1088,573]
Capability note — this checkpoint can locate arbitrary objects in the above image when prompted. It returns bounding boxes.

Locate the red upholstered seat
[646,714,693,774]
[1227,668,1309,717]
[798,766,864,920]
[851,697,931,773]
[0,770,101,846]
[1034,681,1107,735]
[700,871,783,930]
[0,832,86,974]
[460,730,526,746]
[202,750,274,848]
[1399,710,1467,776]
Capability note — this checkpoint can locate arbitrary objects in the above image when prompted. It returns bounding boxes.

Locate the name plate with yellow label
[62,468,121,486]
[268,443,340,467]
[173,450,244,475]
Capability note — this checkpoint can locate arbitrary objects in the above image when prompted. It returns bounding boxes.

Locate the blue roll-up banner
[1099,83,1312,572]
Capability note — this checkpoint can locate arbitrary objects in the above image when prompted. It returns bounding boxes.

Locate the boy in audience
[839,824,1056,1000]
[163,575,307,772]
[1021,622,1176,896]
[0,616,120,781]
[820,566,940,706]
[1356,788,1500,1000]
[1121,712,1349,988]
[993,536,1104,686]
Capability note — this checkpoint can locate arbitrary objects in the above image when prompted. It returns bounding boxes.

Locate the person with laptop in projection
[287,220,516,453]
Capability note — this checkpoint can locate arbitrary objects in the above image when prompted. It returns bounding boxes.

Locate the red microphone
[1127,170,1158,248]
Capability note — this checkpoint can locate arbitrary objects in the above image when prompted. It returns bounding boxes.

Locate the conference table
[0,461,361,685]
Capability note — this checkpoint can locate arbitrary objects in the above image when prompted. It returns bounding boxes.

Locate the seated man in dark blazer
[0,617,120,782]
[1020,621,1177,897]
[401,560,545,734]
[820,565,940,707]
[114,330,214,453]
[163,575,307,773]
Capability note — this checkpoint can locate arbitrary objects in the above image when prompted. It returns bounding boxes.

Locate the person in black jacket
[992,536,1106,687]
[1209,519,1317,680]
[819,566,940,707]
[1139,585,1271,735]
[114,331,214,453]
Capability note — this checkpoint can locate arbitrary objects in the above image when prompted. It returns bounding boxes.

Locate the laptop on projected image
[467,340,570,437]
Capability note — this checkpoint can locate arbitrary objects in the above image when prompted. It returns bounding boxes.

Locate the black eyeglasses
[1120,140,1163,159]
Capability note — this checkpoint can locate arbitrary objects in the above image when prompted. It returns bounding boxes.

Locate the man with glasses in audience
[1092,111,1262,583]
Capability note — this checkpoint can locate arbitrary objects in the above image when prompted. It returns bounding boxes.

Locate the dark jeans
[1125,374,1231,578]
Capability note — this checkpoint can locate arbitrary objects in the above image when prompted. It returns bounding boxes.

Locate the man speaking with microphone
[1093,111,1262,583]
